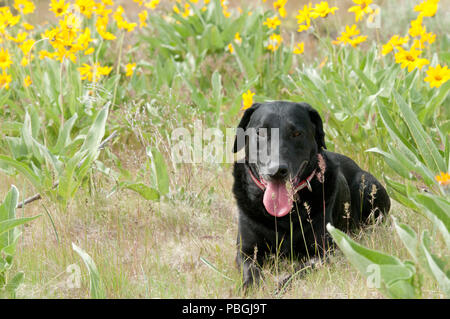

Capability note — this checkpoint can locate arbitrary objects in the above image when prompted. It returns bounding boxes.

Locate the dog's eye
[292,130,302,137]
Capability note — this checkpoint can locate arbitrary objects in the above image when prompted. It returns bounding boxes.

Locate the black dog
[232,101,390,287]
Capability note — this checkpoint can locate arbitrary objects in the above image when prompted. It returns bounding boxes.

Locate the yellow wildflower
[145,0,160,10]
[227,43,234,53]
[14,0,36,15]
[348,0,373,22]
[76,0,96,18]
[293,42,305,55]
[234,32,242,44]
[24,75,32,88]
[435,172,450,185]
[273,0,288,18]
[382,35,409,55]
[139,10,148,28]
[8,32,28,43]
[267,33,282,52]
[242,90,255,110]
[395,45,429,72]
[0,7,21,34]
[0,48,12,70]
[125,63,136,77]
[263,16,281,29]
[409,16,425,38]
[23,22,35,30]
[424,65,450,88]
[296,3,312,32]
[414,0,439,18]
[0,71,11,89]
[78,63,112,82]
[50,0,69,17]
[332,25,366,47]
[310,1,338,19]
[96,16,116,40]
[114,6,137,32]
[413,31,436,49]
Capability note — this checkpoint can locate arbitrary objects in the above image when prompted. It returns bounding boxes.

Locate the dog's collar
[247,167,316,193]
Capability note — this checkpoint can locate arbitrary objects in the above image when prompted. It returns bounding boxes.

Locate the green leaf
[420,230,450,297]
[72,243,105,299]
[147,147,170,196]
[327,224,417,298]
[5,271,24,295]
[53,113,78,153]
[0,216,41,237]
[393,217,419,261]
[393,90,446,173]
[122,182,160,201]
[0,156,41,190]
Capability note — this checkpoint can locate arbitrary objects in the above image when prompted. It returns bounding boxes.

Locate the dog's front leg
[236,247,262,289]
[236,215,266,288]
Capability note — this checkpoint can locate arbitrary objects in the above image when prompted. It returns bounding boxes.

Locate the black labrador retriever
[232,101,390,287]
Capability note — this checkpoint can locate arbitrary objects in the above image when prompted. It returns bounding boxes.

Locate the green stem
[112,31,125,107]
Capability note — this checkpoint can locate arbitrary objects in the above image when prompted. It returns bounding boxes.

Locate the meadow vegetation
[0,0,448,298]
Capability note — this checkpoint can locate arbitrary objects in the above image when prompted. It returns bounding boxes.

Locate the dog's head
[233,101,326,217]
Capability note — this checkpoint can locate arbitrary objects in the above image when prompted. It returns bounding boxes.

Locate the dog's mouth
[261,161,308,218]
[263,180,294,217]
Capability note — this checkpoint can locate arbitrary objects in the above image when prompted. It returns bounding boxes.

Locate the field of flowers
[0,0,448,298]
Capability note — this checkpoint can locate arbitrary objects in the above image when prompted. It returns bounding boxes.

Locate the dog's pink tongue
[263,181,293,217]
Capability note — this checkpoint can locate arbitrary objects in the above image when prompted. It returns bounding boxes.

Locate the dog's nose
[267,164,289,180]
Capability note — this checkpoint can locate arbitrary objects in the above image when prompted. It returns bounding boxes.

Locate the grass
[3,146,443,298]
[0,0,448,299]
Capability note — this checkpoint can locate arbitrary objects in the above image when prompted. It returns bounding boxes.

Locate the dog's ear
[307,107,326,150]
[233,103,261,153]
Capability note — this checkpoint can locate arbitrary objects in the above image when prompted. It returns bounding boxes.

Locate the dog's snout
[267,164,289,180]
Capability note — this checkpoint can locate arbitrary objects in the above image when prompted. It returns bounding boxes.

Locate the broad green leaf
[327,224,417,298]
[5,271,24,295]
[72,243,105,299]
[393,217,419,261]
[421,231,450,297]
[394,90,446,173]
[0,216,41,237]
[122,182,160,201]
[147,147,170,196]
[0,156,41,190]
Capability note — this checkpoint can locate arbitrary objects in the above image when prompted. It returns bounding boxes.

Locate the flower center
[434,75,442,81]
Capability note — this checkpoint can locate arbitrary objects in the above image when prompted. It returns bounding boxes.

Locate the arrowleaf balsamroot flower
[273,0,288,18]
[293,42,305,55]
[267,33,282,52]
[263,16,281,29]
[414,0,440,18]
[348,0,373,22]
[125,63,136,77]
[50,0,69,17]
[435,172,450,186]
[139,10,148,28]
[332,25,367,47]
[296,3,313,32]
[242,90,255,110]
[382,35,409,55]
[424,65,450,88]
[310,1,338,19]
[78,63,112,82]
[0,48,12,70]
[234,32,242,44]
[409,16,426,38]
[24,75,32,88]
[0,71,11,89]
[14,0,36,15]
[395,45,429,72]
